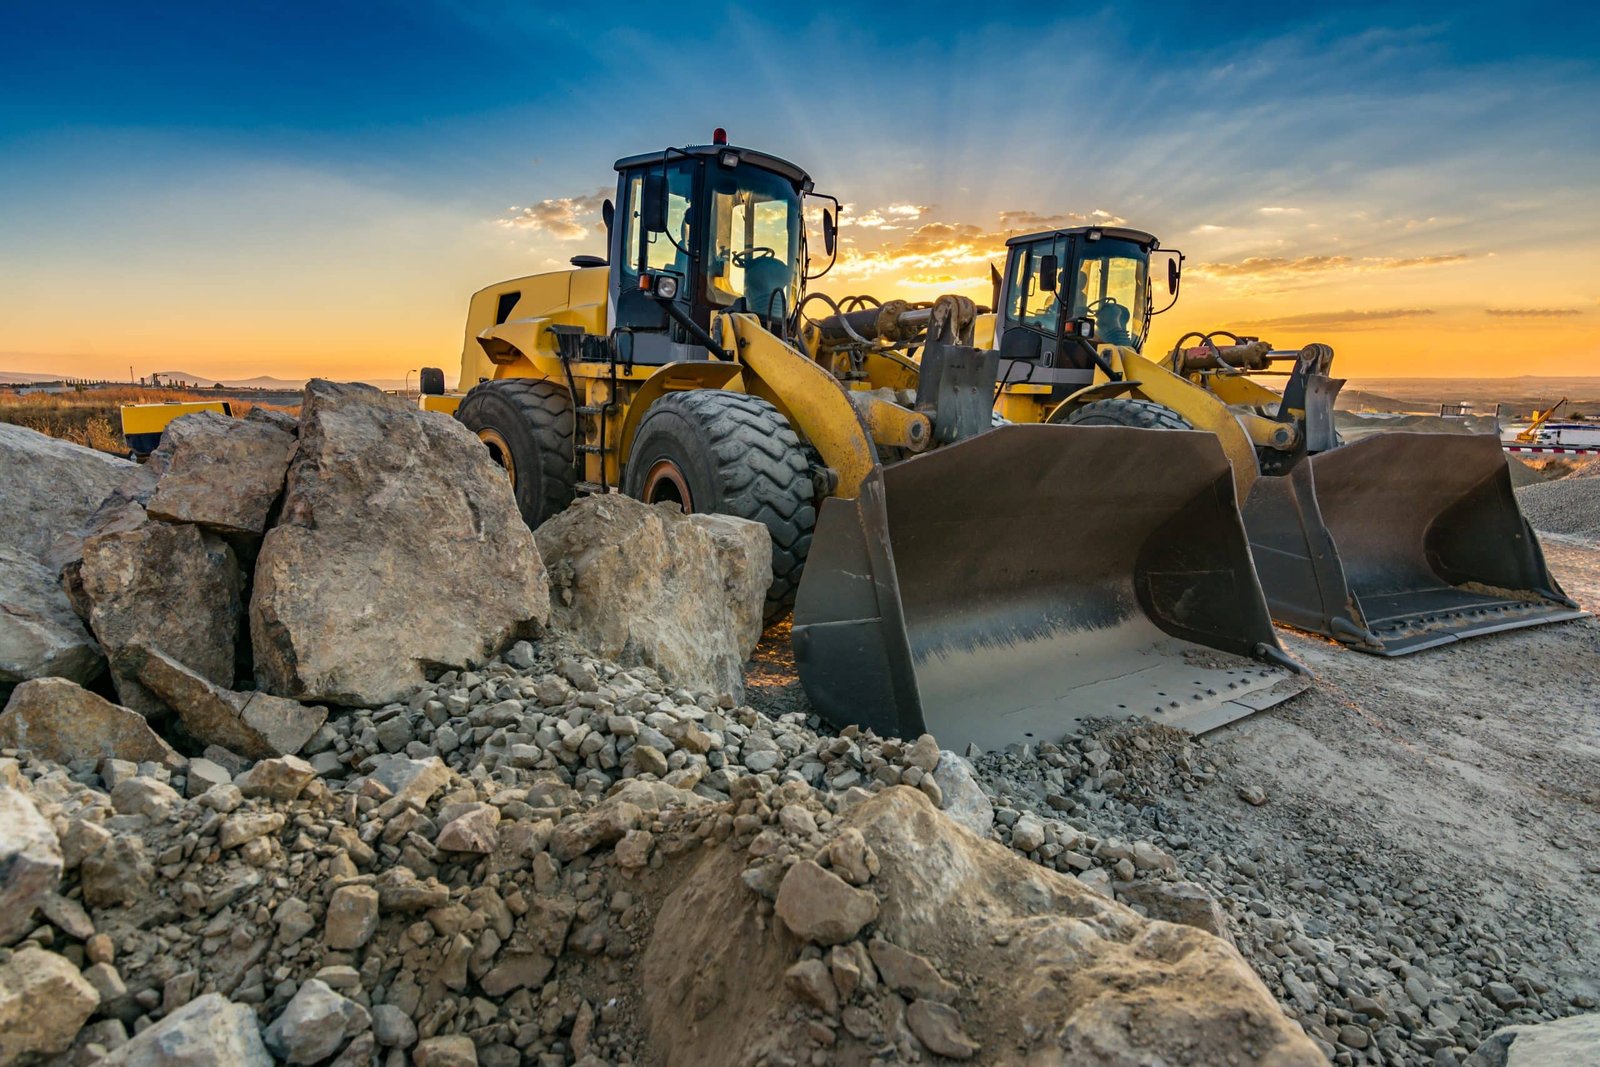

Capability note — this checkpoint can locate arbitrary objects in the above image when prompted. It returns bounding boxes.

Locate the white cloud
[498,188,609,241]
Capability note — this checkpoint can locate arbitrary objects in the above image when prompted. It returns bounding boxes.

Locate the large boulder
[129,646,325,758]
[0,785,62,944]
[0,422,133,563]
[146,410,296,536]
[0,946,99,1061]
[53,465,162,617]
[250,380,548,706]
[642,787,1320,1066]
[0,545,102,699]
[100,992,272,1066]
[536,495,770,699]
[79,522,243,717]
[0,677,183,769]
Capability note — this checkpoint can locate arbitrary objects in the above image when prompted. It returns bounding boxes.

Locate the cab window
[704,165,802,321]
[621,161,696,282]
[1006,239,1066,333]
[1066,238,1151,346]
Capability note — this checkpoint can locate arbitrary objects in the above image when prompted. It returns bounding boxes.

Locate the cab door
[997,236,1068,366]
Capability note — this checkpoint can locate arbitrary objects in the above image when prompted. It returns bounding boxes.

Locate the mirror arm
[803,192,842,281]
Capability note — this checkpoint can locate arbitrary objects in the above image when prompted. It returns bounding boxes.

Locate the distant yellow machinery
[119,400,233,460]
[425,135,1306,748]
[1515,398,1568,443]
[844,224,1584,653]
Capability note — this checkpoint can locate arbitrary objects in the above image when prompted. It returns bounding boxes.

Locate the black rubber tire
[1058,397,1193,430]
[455,379,576,530]
[624,391,816,621]
[419,367,446,396]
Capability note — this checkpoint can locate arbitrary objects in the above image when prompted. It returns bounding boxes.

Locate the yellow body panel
[972,313,996,351]
[120,401,232,436]
[454,269,886,496]
[419,395,462,415]
[459,268,608,388]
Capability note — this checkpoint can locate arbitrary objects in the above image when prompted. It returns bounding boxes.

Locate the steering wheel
[1083,296,1121,314]
[732,247,776,268]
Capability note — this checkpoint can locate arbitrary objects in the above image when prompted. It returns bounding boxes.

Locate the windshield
[1066,238,1151,347]
[705,165,802,322]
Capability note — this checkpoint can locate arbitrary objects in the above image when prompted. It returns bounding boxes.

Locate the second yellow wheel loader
[957,225,1584,654]
[424,134,1304,750]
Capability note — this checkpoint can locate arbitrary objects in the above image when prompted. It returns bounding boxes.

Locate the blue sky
[2,1,1597,378]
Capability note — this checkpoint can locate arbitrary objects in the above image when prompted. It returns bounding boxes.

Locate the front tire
[455,379,576,530]
[624,391,816,621]
[1058,397,1193,430]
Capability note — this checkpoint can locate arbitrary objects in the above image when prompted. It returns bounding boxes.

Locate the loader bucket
[791,425,1306,752]
[1243,431,1587,655]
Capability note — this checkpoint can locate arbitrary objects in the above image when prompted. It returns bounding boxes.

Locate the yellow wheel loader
[934,225,1585,654]
[427,135,1304,750]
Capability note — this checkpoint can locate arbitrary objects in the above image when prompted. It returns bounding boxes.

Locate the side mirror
[641,173,668,234]
[601,198,615,235]
[823,210,837,257]
[1038,253,1059,293]
[1167,255,1180,295]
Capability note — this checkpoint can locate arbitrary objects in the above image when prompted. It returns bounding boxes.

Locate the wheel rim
[641,458,693,510]
[477,428,517,489]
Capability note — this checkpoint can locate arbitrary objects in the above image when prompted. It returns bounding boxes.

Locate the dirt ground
[745,536,1600,1056]
[1202,538,1600,998]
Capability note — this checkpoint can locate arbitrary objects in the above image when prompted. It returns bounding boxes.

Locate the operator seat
[1097,302,1138,348]
[744,256,792,324]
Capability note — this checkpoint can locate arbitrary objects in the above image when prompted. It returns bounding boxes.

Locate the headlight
[655,274,679,300]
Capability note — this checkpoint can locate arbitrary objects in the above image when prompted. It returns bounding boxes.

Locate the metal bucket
[1243,432,1586,654]
[791,424,1305,751]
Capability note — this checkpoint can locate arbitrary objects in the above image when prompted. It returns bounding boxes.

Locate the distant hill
[1343,377,1600,419]
[152,370,415,391]
[0,370,66,385]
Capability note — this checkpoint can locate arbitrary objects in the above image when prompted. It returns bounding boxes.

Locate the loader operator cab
[609,136,820,364]
[996,227,1179,373]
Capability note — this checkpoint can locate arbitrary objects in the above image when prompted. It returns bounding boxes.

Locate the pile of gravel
[1515,477,1600,541]
[0,635,1208,1065]
[970,721,1599,1066]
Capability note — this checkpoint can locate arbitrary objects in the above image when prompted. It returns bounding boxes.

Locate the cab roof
[612,144,814,193]
[1005,226,1160,250]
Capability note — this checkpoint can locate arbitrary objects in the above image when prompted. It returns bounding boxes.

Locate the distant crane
[1516,399,1568,443]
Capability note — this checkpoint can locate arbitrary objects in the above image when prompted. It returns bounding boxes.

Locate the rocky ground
[3,387,1596,1066]
[749,538,1600,1066]
[1,383,1321,1067]
[0,633,1324,1067]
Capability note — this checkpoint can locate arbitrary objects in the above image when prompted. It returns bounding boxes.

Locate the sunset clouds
[1,1,1596,380]
[499,190,609,241]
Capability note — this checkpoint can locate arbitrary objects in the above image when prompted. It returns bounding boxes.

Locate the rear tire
[624,391,816,621]
[1059,397,1193,430]
[455,379,576,530]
